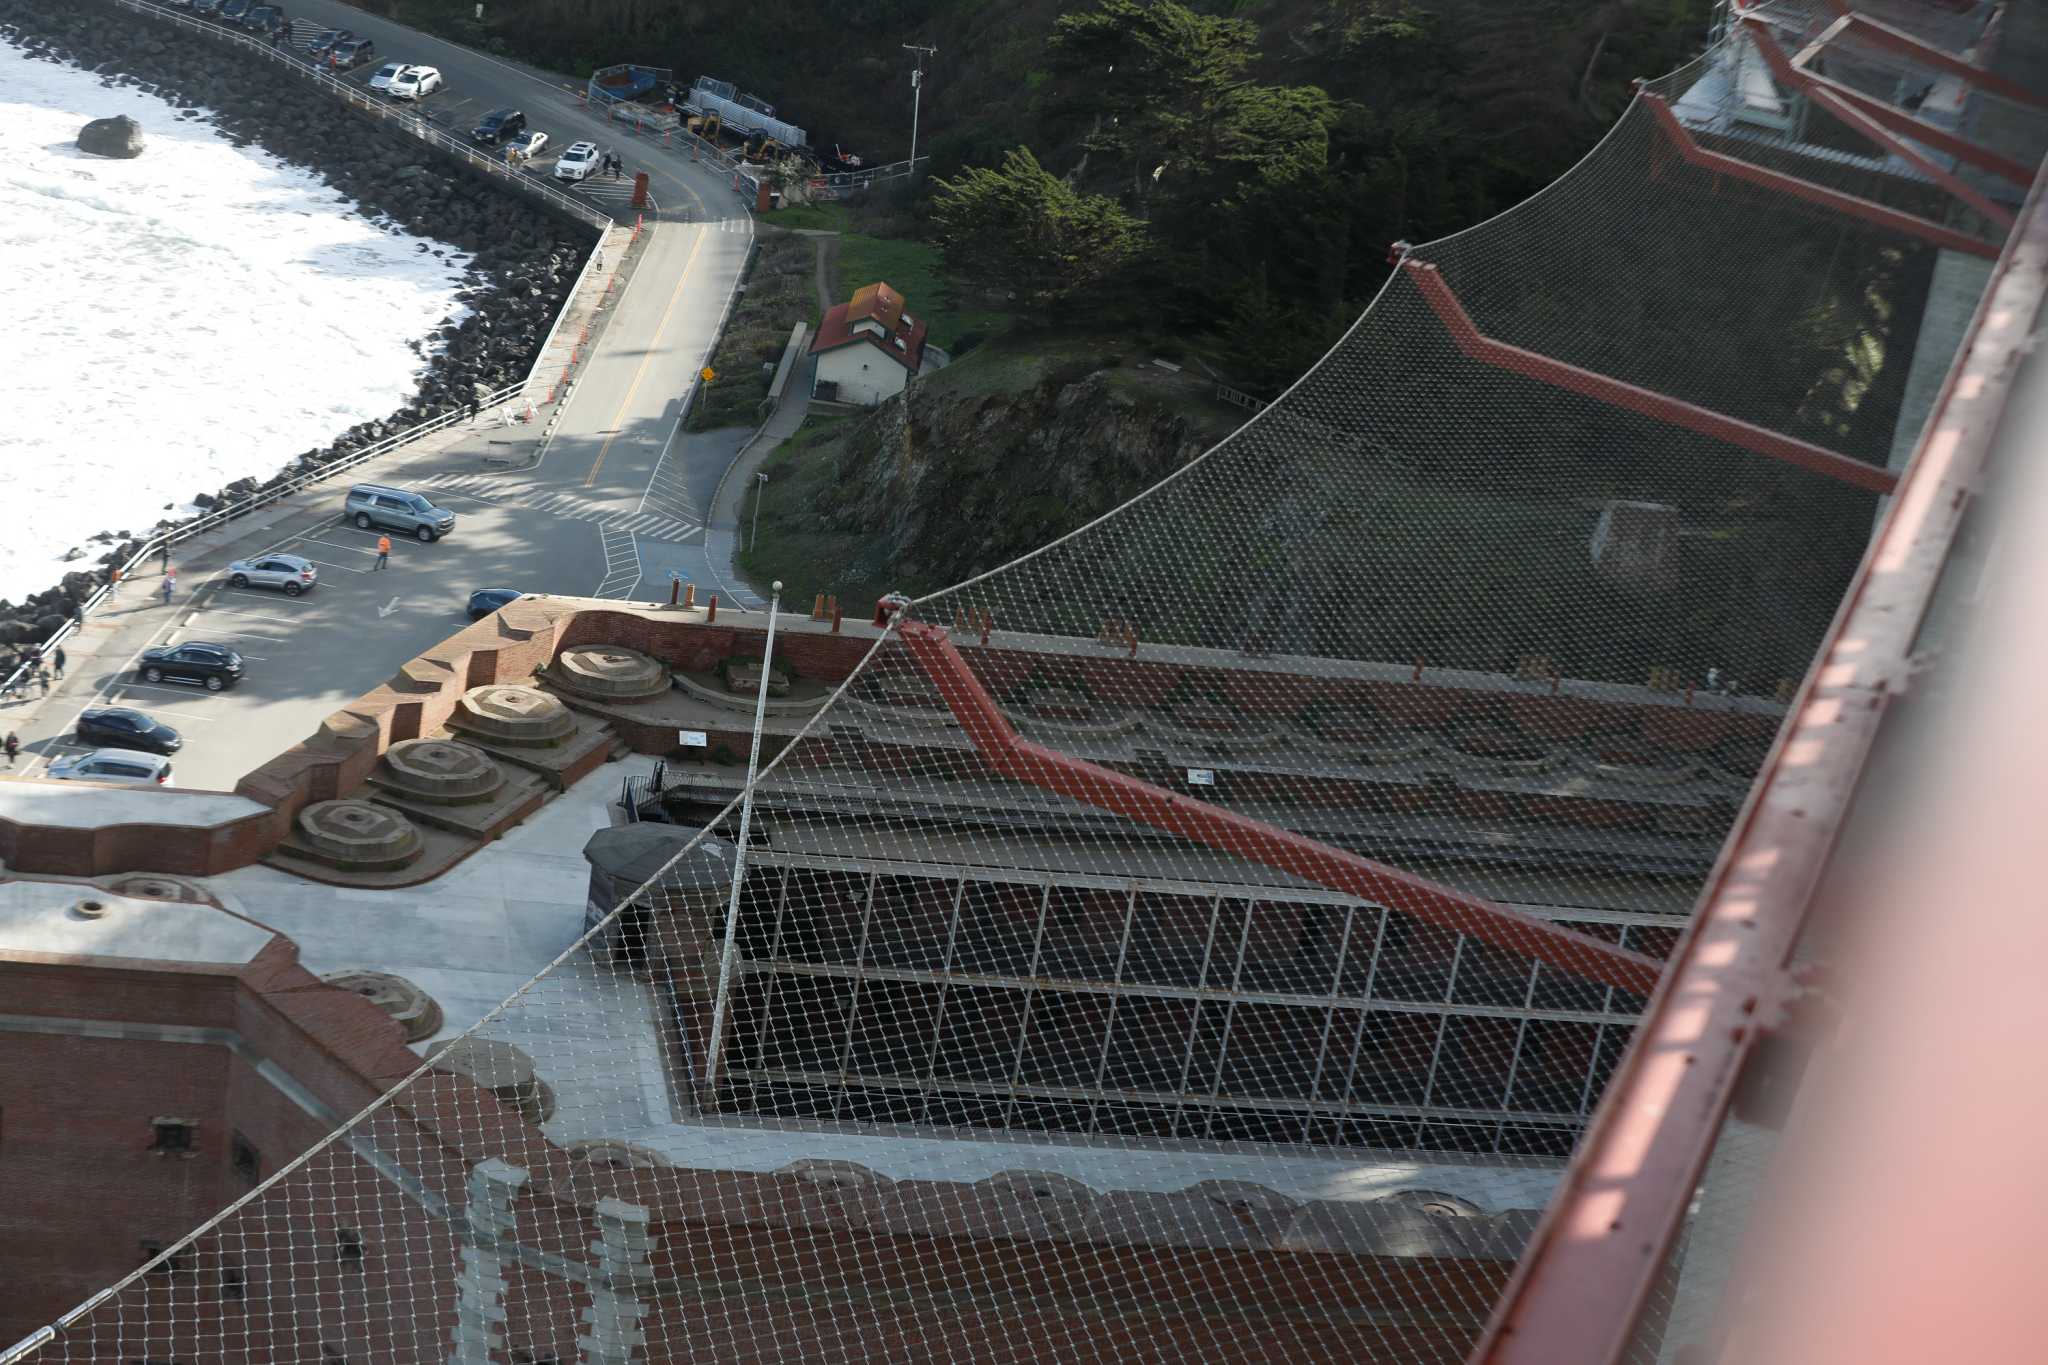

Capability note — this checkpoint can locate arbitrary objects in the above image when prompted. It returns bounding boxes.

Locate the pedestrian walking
[108,566,123,596]
[160,571,176,607]
[4,733,18,767]
[53,646,65,679]
[374,534,392,571]
[160,541,172,572]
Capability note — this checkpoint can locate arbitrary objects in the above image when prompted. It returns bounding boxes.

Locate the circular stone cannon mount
[100,874,211,904]
[382,738,505,803]
[452,683,577,746]
[428,1037,556,1124]
[549,645,669,701]
[297,799,424,867]
[322,969,445,1043]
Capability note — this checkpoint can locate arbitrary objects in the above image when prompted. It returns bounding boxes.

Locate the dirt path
[814,231,839,312]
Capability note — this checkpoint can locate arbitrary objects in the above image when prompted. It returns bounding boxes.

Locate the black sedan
[467,588,526,620]
[76,708,184,755]
[137,642,244,692]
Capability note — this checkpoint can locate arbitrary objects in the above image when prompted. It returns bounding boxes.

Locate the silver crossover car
[226,552,318,596]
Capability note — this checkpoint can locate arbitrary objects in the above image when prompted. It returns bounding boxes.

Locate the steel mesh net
[6,7,2025,1363]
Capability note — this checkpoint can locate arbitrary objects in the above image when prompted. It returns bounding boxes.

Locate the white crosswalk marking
[422,472,702,544]
[593,527,640,599]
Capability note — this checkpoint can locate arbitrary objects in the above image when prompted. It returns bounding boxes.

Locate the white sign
[678,730,709,748]
[1186,768,1216,787]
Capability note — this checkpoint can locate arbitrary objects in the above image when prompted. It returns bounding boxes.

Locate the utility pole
[903,44,937,167]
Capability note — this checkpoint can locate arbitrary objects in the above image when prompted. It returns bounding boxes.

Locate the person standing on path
[108,566,123,596]
[374,534,392,571]
[160,569,176,607]
[3,733,18,767]
[160,541,171,572]
[53,647,64,680]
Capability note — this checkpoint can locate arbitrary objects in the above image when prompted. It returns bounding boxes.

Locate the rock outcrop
[76,113,144,157]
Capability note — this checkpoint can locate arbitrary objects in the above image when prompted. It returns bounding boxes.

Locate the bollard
[669,578,680,606]
[1413,656,1425,683]
[812,594,826,620]
[980,614,993,647]
[682,583,696,608]
[1685,683,1695,707]
[706,595,718,623]
[831,601,843,633]
[1129,630,1139,660]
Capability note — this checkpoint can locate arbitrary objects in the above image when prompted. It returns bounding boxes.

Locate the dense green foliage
[370,0,1716,389]
[929,149,1143,310]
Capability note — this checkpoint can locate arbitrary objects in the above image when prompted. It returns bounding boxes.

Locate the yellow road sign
[700,366,716,382]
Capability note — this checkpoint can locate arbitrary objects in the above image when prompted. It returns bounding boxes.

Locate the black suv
[329,37,377,70]
[137,643,244,692]
[243,5,286,36]
[472,109,527,147]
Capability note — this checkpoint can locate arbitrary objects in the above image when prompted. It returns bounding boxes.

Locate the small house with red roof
[809,281,931,407]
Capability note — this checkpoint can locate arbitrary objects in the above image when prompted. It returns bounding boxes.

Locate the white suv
[554,141,600,182]
[388,66,442,101]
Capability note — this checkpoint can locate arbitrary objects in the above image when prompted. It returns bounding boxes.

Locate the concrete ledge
[0,781,283,877]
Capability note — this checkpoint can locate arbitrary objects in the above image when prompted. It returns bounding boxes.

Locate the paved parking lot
[13,479,605,793]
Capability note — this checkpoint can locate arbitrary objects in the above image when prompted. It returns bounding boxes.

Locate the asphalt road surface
[11,5,773,791]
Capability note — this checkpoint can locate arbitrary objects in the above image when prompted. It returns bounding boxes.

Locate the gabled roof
[809,280,929,373]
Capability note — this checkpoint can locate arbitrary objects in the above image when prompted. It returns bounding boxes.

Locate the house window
[231,1132,260,1185]
[150,1119,196,1154]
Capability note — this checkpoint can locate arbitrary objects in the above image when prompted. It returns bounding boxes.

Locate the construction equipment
[743,131,786,162]
[685,111,722,142]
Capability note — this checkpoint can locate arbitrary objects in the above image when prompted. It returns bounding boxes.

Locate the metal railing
[0,1,622,700]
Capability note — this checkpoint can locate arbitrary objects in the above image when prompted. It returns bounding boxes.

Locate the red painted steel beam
[1805,84,2017,228]
[1401,261,1898,495]
[1469,136,2048,1365]
[1836,11,2048,110]
[895,620,1666,998]
[1742,14,2035,187]
[1641,93,1998,259]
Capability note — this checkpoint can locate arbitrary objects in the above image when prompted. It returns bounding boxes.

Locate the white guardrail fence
[1,1,616,699]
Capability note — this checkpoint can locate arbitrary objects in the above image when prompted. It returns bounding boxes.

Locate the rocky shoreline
[0,0,595,643]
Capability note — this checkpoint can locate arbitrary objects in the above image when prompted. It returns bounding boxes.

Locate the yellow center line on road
[584,226,707,489]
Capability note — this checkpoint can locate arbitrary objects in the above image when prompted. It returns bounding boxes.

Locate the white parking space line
[298,535,384,556]
[300,558,371,575]
[117,682,227,699]
[188,604,300,623]
[107,700,224,722]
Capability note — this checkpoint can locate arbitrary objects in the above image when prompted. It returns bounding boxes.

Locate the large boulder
[77,115,145,159]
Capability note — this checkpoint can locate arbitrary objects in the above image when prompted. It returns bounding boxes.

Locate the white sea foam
[0,39,473,604]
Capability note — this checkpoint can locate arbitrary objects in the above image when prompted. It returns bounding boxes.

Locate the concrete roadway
[273,0,760,567]
[3,6,770,792]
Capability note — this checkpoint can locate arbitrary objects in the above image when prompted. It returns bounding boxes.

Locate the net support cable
[1400,260,1900,494]
[1639,91,2001,257]
[1468,130,2048,1365]
[894,620,1665,998]
[1741,12,2036,186]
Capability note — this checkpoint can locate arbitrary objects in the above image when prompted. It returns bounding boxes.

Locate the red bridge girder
[895,620,1666,998]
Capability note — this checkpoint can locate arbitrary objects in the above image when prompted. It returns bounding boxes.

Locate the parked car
[345,484,455,541]
[48,748,174,787]
[227,552,318,596]
[307,27,351,60]
[75,709,183,756]
[328,37,377,71]
[137,642,243,692]
[218,0,253,22]
[466,588,525,620]
[368,60,406,92]
[471,108,526,147]
[554,140,600,182]
[190,0,226,14]
[388,65,442,100]
[240,4,282,32]
[508,131,549,161]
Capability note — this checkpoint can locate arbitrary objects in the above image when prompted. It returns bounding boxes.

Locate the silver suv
[49,748,174,786]
[227,552,318,596]
[345,484,456,541]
